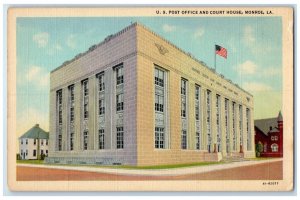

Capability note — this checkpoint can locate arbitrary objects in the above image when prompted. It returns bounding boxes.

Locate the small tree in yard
[256,142,264,157]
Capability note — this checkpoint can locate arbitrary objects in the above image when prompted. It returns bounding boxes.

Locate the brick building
[254,111,283,157]
[46,23,255,166]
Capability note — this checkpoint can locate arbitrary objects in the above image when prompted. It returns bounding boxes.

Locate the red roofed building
[254,111,283,157]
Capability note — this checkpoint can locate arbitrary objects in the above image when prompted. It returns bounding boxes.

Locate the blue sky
[16,17,282,135]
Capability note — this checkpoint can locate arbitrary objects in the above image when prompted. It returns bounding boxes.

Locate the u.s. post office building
[46,23,255,166]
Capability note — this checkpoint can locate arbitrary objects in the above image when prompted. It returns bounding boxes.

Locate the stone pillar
[105,68,113,149]
[74,81,82,151]
[188,80,195,150]
[221,96,227,156]
[88,76,96,150]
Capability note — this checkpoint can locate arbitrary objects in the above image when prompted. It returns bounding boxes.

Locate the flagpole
[214,44,216,71]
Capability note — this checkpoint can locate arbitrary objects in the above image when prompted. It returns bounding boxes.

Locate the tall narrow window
[232,102,236,151]
[196,132,200,150]
[181,79,187,118]
[57,90,63,124]
[99,99,105,115]
[116,65,124,85]
[83,131,88,150]
[116,93,124,112]
[239,105,243,148]
[195,85,201,150]
[206,90,212,152]
[181,130,187,149]
[225,99,230,153]
[70,133,74,151]
[99,129,105,149]
[116,127,124,149]
[155,68,164,87]
[97,73,105,116]
[216,94,221,152]
[98,73,105,92]
[246,108,252,150]
[56,89,63,151]
[82,80,89,119]
[155,94,164,112]
[69,85,75,122]
[155,127,164,149]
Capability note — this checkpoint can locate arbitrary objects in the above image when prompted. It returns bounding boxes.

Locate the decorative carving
[155,43,169,55]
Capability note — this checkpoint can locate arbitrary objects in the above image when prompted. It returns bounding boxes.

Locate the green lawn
[17,160,45,165]
[17,159,225,170]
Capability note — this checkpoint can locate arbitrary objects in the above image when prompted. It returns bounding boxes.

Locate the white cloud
[54,43,62,51]
[162,24,176,32]
[238,60,258,75]
[242,82,273,92]
[32,32,49,48]
[66,34,77,49]
[243,26,256,45]
[26,65,49,88]
[193,27,205,39]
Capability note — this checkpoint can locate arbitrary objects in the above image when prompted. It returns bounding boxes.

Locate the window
[206,90,212,152]
[181,130,187,149]
[216,95,221,152]
[271,143,278,152]
[82,80,89,119]
[196,132,200,150]
[46,150,48,155]
[70,107,74,122]
[26,139,28,145]
[99,99,105,115]
[21,140,23,145]
[239,105,243,146]
[232,102,236,151]
[271,136,274,141]
[69,85,75,123]
[46,139,48,145]
[155,68,164,87]
[181,79,187,95]
[41,140,44,146]
[181,79,187,118]
[99,129,105,149]
[83,80,89,97]
[116,65,124,85]
[155,127,164,149]
[195,85,201,121]
[83,131,88,150]
[225,99,229,153]
[58,134,62,151]
[57,90,63,124]
[116,127,124,149]
[246,108,252,150]
[70,133,74,151]
[33,150,36,157]
[34,139,36,145]
[41,150,44,155]
[98,73,105,92]
[155,94,164,112]
[275,136,278,141]
[26,150,28,156]
[181,100,186,118]
[116,93,124,112]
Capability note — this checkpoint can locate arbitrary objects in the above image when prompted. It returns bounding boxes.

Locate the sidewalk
[17,158,282,176]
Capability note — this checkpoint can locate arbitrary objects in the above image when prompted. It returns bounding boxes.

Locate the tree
[256,141,264,157]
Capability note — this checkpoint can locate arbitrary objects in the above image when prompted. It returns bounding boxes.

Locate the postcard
[7,6,294,191]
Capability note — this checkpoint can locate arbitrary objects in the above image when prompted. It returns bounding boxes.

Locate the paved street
[17,160,282,181]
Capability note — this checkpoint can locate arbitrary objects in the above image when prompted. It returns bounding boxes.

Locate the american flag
[215,45,227,59]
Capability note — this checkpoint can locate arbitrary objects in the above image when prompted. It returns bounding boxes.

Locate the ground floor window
[155,127,164,149]
[116,127,124,149]
[196,132,200,150]
[33,150,36,157]
[181,130,187,149]
[83,131,88,150]
[99,129,105,149]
